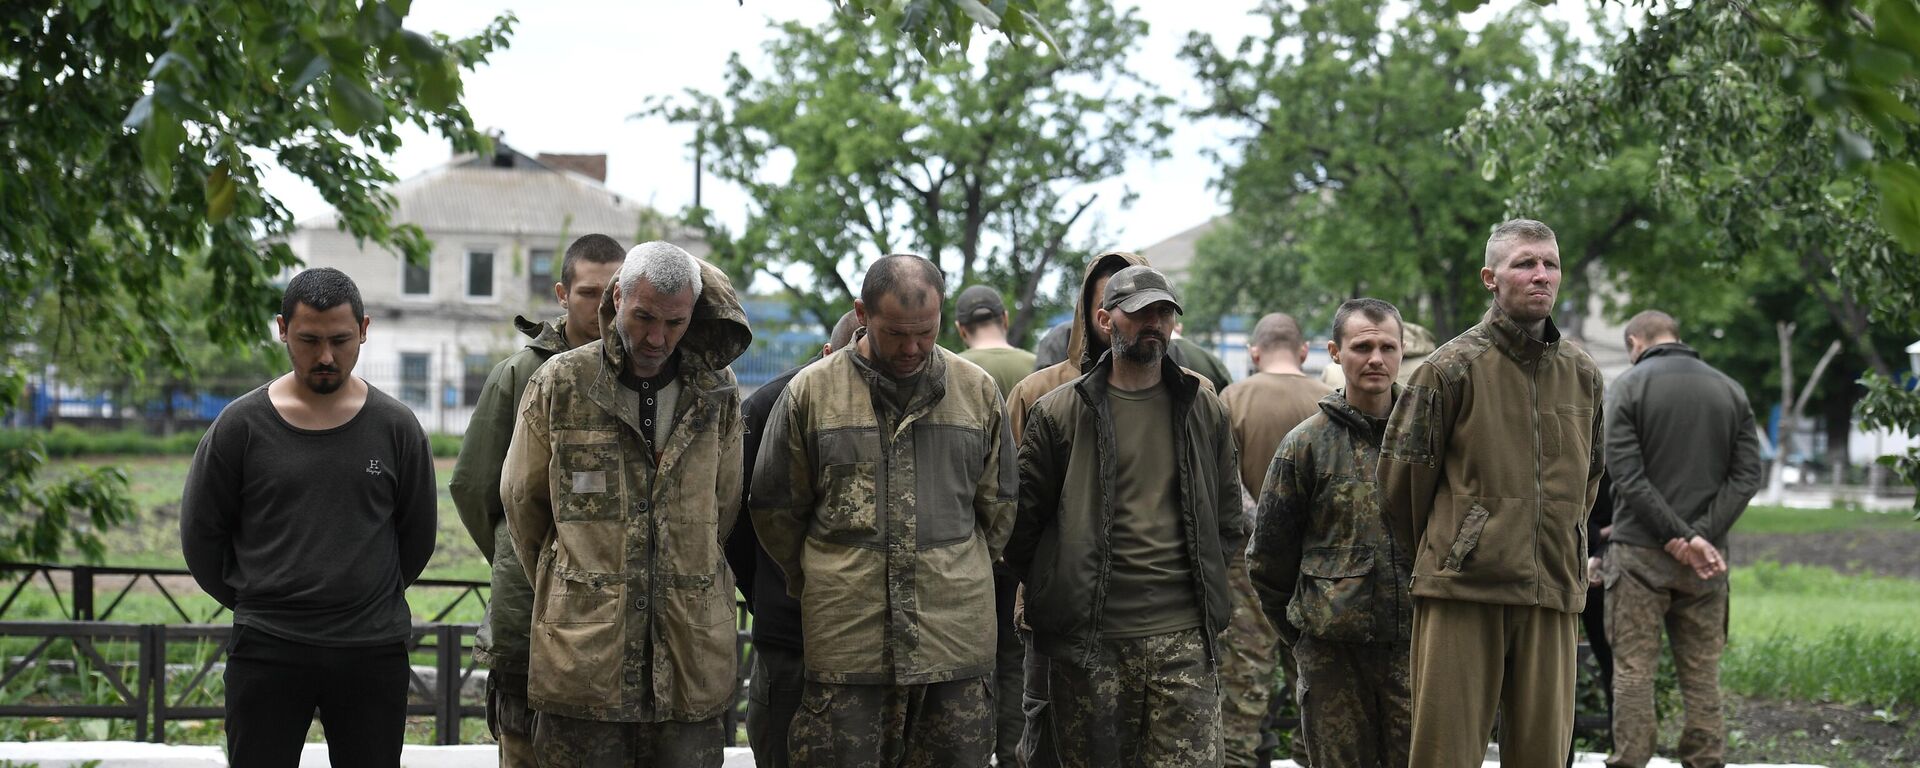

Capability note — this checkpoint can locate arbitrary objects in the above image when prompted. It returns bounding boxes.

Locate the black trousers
[224,624,410,767]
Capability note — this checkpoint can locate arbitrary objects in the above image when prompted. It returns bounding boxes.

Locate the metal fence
[0,563,751,746]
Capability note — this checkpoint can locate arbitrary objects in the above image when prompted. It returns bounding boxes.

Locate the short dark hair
[282,267,364,324]
[830,310,860,350]
[561,233,626,287]
[1623,309,1679,347]
[1331,298,1403,345]
[860,253,945,310]
[1249,312,1304,352]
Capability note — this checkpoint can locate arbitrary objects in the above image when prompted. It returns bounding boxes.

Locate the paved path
[0,742,1829,767]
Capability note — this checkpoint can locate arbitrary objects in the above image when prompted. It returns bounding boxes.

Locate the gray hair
[617,241,704,299]
[1484,219,1557,270]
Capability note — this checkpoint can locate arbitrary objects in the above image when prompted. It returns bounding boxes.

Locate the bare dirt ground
[1732,528,1920,580]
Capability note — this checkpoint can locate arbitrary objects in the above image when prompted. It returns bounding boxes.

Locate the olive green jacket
[750,342,1017,685]
[501,261,752,722]
[1249,388,1411,648]
[1379,306,1604,614]
[449,315,570,685]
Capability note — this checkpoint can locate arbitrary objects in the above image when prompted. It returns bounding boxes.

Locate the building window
[400,353,430,407]
[463,353,493,407]
[529,248,555,298]
[402,259,430,296]
[467,250,494,298]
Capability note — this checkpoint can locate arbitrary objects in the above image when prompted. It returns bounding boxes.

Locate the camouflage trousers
[1046,627,1223,768]
[529,711,723,768]
[1218,560,1280,768]
[789,677,994,768]
[486,674,537,768]
[1605,544,1728,768]
[1293,635,1411,768]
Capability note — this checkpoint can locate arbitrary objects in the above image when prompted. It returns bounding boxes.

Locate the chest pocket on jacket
[915,424,986,548]
[557,439,625,522]
[814,429,882,544]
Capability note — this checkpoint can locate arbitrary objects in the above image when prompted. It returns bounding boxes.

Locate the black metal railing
[0,562,753,746]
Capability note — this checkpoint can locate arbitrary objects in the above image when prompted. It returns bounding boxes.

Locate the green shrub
[6,427,462,458]
[430,433,464,458]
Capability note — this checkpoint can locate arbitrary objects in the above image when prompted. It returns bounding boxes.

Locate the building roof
[1137,218,1220,283]
[298,143,682,240]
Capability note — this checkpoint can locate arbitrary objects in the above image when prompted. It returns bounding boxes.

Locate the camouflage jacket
[1379,306,1603,614]
[750,342,1016,685]
[501,260,752,722]
[1009,350,1245,668]
[449,314,570,684]
[1248,388,1411,648]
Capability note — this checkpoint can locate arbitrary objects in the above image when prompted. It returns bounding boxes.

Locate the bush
[5,427,464,458]
[430,433,463,458]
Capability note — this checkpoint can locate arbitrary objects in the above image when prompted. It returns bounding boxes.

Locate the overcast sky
[265,1,1589,260]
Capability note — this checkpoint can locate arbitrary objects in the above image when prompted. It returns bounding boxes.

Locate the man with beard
[450,233,624,767]
[1009,265,1244,767]
[182,267,437,767]
[1250,298,1414,767]
[501,242,753,767]
[751,254,1016,768]
[1380,219,1605,767]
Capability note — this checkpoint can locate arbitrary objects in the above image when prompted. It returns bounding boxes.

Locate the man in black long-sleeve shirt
[181,268,437,768]
[726,311,857,768]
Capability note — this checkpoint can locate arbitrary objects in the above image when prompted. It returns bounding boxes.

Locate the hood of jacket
[1402,322,1437,360]
[1318,385,1399,445]
[1072,250,1152,373]
[597,258,753,377]
[514,314,572,356]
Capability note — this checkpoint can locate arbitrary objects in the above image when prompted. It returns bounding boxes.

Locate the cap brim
[1113,290,1183,315]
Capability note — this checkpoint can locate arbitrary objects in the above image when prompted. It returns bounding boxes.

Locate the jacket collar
[848,333,950,427]
[1319,385,1397,446]
[515,314,571,355]
[1635,341,1698,364]
[1483,305,1560,364]
[1075,348,1200,407]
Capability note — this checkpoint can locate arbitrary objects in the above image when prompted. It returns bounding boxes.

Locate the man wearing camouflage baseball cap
[1008,265,1245,767]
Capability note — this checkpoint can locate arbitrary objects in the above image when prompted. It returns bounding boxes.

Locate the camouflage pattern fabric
[1293,634,1411,768]
[787,677,993,768]
[530,711,724,768]
[1046,628,1223,768]
[1605,543,1728,768]
[486,675,537,768]
[1218,559,1280,768]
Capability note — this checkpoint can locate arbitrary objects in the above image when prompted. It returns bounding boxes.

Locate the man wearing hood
[451,233,624,767]
[1380,220,1604,767]
[501,242,753,767]
[751,254,1016,768]
[1250,298,1415,767]
[1010,265,1244,767]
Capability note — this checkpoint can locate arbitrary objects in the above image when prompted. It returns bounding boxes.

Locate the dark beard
[1113,331,1164,365]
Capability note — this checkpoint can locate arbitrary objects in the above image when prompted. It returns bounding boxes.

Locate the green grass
[1725,561,1920,708]
[1731,503,1917,534]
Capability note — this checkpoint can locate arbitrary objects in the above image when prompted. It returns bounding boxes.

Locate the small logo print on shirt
[366,459,383,476]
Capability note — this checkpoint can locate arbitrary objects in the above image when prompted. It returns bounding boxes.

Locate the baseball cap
[1102,265,1184,314]
[955,285,1006,324]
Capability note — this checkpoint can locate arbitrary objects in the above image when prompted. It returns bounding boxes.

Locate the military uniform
[1219,370,1332,767]
[751,341,1016,768]
[1379,307,1604,768]
[1250,389,1413,768]
[1010,265,1245,768]
[1602,342,1763,768]
[501,260,752,767]
[450,315,571,767]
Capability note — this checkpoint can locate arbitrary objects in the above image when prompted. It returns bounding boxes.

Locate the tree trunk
[1766,321,1844,504]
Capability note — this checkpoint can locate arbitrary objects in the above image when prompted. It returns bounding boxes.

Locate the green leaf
[1876,0,1920,58]
[327,75,384,134]
[290,50,330,91]
[138,105,186,195]
[205,162,236,221]
[122,92,154,130]
[1872,160,1920,251]
[418,57,458,111]
[954,0,1002,29]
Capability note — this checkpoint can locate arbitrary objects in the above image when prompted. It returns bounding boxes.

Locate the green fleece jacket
[1379,306,1604,614]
